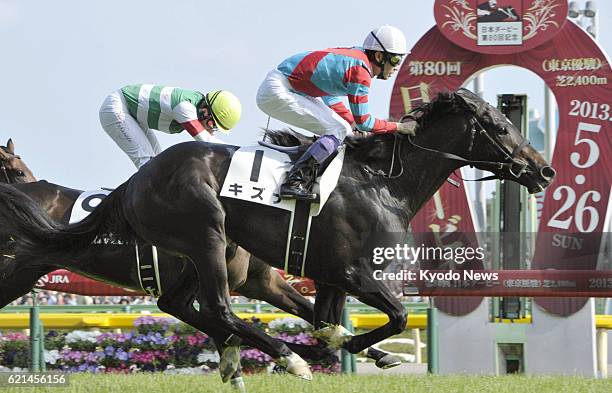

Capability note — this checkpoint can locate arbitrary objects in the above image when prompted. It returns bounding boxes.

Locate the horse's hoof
[376,354,402,369]
[230,376,246,392]
[312,324,353,349]
[278,353,313,381]
[219,345,241,383]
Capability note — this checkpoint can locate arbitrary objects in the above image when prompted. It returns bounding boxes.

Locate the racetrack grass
[4,373,610,393]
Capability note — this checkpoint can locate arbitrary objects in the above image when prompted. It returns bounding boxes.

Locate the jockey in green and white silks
[99,84,242,168]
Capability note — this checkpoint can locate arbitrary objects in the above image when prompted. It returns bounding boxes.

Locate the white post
[544,87,556,162]
[591,9,598,39]
[413,328,422,363]
[596,329,608,378]
[473,74,487,231]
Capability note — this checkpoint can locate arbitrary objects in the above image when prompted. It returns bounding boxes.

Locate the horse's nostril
[540,166,556,179]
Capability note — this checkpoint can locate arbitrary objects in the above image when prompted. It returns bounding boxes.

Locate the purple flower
[116,349,129,361]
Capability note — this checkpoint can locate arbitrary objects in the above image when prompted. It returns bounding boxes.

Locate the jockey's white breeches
[256,69,352,140]
[99,90,162,169]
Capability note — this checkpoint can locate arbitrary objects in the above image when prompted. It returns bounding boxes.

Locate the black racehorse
[0,140,397,382]
[0,142,401,380]
[0,89,555,382]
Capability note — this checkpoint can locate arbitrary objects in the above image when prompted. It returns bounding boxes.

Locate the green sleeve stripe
[170,89,182,109]
[147,86,163,130]
[121,85,142,119]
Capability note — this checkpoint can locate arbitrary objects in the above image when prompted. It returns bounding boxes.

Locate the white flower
[197,350,220,364]
[65,330,101,344]
[44,349,61,365]
[268,317,312,332]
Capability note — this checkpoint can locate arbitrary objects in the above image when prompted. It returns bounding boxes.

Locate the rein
[363,134,404,179]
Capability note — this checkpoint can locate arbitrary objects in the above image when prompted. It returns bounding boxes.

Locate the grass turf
[4,373,609,393]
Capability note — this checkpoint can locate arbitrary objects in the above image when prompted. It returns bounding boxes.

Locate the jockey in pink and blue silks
[256,25,416,201]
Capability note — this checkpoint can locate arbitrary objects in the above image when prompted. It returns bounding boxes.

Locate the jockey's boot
[280,154,319,201]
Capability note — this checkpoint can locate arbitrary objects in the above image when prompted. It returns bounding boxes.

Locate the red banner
[35,270,140,296]
[36,269,316,297]
[390,20,611,316]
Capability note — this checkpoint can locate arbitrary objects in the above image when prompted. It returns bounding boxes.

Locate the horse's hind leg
[132,179,311,379]
[185,231,312,380]
[156,266,247,385]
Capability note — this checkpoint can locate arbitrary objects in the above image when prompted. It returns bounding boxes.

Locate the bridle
[405,113,530,182]
[363,109,530,181]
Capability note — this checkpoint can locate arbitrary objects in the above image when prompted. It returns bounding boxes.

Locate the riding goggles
[202,113,218,131]
[387,54,404,67]
[197,101,219,131]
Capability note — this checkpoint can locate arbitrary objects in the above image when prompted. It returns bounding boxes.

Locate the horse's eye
[498,126,508,135]
[16,171,24,177]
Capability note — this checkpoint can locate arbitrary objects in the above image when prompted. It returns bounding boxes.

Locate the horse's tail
[0,182,133,262]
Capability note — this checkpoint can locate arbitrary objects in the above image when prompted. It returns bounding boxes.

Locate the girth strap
[135,242,162,297]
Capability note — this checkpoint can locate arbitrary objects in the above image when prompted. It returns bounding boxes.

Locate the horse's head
[408,89,555,194]
[453,89,555,193]
[0,139,36,184]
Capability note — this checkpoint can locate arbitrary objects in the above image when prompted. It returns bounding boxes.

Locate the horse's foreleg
[313,282,345,328]
[235,258,339,361]
[236,257,314,322]
[313,281,402,369]
[336,269,407,357]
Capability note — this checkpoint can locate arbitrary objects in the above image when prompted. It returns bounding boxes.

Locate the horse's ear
[7,139,14,154]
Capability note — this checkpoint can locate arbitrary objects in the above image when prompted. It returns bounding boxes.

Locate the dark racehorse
[0,140,397,382]
[0,89,555,381]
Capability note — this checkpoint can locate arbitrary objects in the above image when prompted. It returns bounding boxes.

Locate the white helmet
[363,25,408,55]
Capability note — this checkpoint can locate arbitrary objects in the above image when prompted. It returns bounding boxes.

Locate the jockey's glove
[395,121,417,136]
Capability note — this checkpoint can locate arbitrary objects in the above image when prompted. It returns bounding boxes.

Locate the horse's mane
[409,91,470,130]
[263,90,469,157]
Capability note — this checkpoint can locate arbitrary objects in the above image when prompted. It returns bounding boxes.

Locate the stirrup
[280,185,319,201]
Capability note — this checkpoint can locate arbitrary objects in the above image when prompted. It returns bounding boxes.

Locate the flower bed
[0,316,339,374]
[268,317,340,374]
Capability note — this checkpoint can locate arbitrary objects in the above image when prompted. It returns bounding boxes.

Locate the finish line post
[427,299,438,374]
[29,291,41,372]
